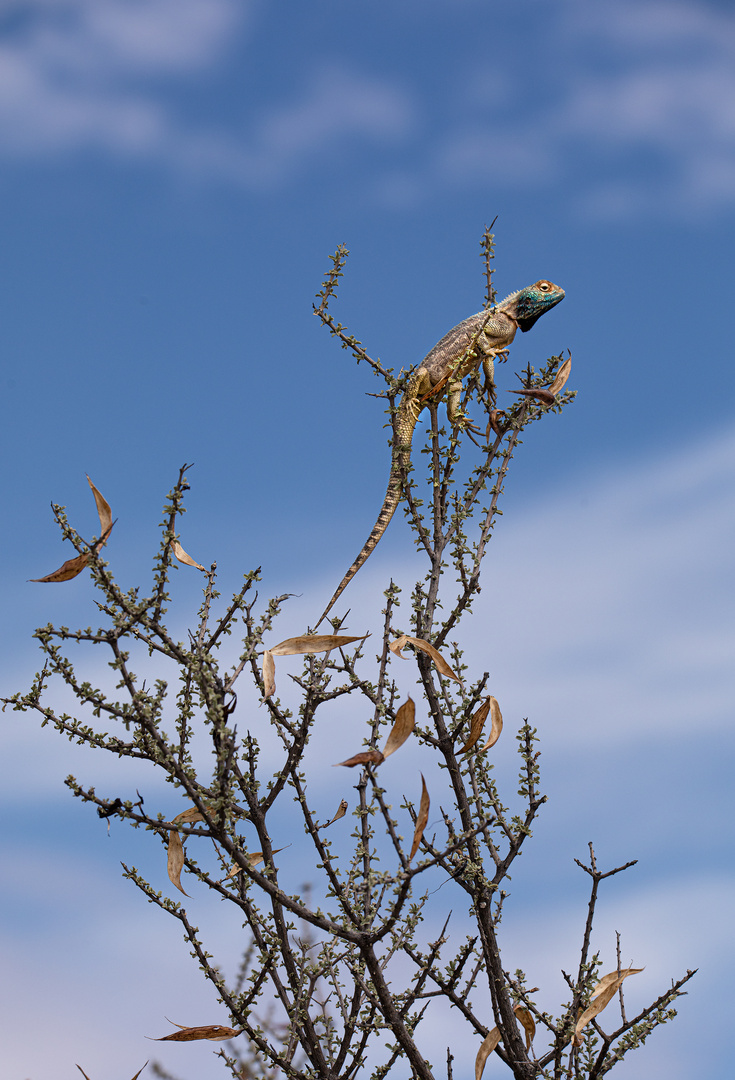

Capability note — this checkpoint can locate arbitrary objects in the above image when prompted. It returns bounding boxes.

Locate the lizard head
[515,280,565,332]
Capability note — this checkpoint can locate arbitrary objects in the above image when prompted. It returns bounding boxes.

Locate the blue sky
[1,1,734,1077]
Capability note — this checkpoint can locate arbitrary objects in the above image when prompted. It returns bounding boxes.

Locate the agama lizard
[314,280,565,628]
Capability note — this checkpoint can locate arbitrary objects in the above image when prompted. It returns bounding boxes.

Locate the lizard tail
[313,416,416,629]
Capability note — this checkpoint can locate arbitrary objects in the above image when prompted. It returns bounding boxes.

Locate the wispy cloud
[0,0,243,156]
[427,0,735,216]
[0,0,414,183]
[2,0,733,215]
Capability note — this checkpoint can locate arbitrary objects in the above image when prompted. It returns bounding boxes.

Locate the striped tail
[313,408,417,629]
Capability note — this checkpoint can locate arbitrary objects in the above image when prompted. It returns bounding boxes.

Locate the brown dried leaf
[320,798,349,828]
[227,847,287,878]
[335,749,385,768]
[591,966,644,999]
[270,634,366,656]
[167,830,189,896]
[515,1007,535,1051]
[488,410,505,437]
[32,476,114,581]
[409,774,430,861]
[263,649,276,698]
[382,697,415,758]
[574,967,643,1044]
[152,1021,242,1042]
[515,387,557,405]
[86,475,112,536]
[171,539,205,571]
[30,552,90,583]
[460,697,492,753]
[475,1025,502,1080]
[547,355,572,397]
[171,805,208,826]
[389,634,459,682]
[482,696,504,750]
[130,1066,149,1080]
[475,1005,533,1080]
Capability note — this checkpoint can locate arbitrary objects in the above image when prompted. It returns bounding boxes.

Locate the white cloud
[0,0,416,184]
[423,0,735,216]
[2,0,734,213]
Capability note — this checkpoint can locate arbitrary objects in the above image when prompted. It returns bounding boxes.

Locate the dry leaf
[31,552,90,583]
[489,410,505,437]
[389,634,459,682]
[547,355,572,397]
[335,749,385,768]
[515,1007,535,1051]
[591,966,644,999]
[152,1021,242,1042]
[263,650,276,698]
[227,847,287,878]
[32,476,114,582]
[171,539,205,571]
[265,636,365,697]
[270,634,366,656]
[574,967,643,1044]
[382,698,416,759]
[475,1026,502,1080]
[409,774,430,861]
[320,799,349,828]
[171,805,208,826]
[86,475,112,536]
[460,697,491,753]
[475,1005,534,1080]
[515,387,557,405]
[167,830,189,896]
[482,696,503,750]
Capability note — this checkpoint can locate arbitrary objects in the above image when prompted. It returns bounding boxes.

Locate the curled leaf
[171,805,208,826]
[482,696,503,750]
[475,1026,502,1080]
[227,846,288,878]
[31,552,90,583]
[382,698,415,759]
[475,1005,535,1080]
[489,410,506,437]
[547,354,572,397]
[270,634,367,656]
[574,967,643,1044]
[152,1021,242,1042]
[591,966,644,999]
[389,635,459,682]
[171,539,205,571]
[409,774,430,861]
[86,475,112,537]
[263,650,276,698]
[515,1007,535,1051]
[320,799,349,828]
[515,387,557,405]
[32,476,114,582]
[167,830,189,896]
[335,749,384,768]
[461,697,491,753]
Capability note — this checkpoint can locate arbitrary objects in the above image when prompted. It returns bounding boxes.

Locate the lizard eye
[539,281,550,291]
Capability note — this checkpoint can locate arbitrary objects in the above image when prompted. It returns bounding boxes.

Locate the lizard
[313,280,565,628]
